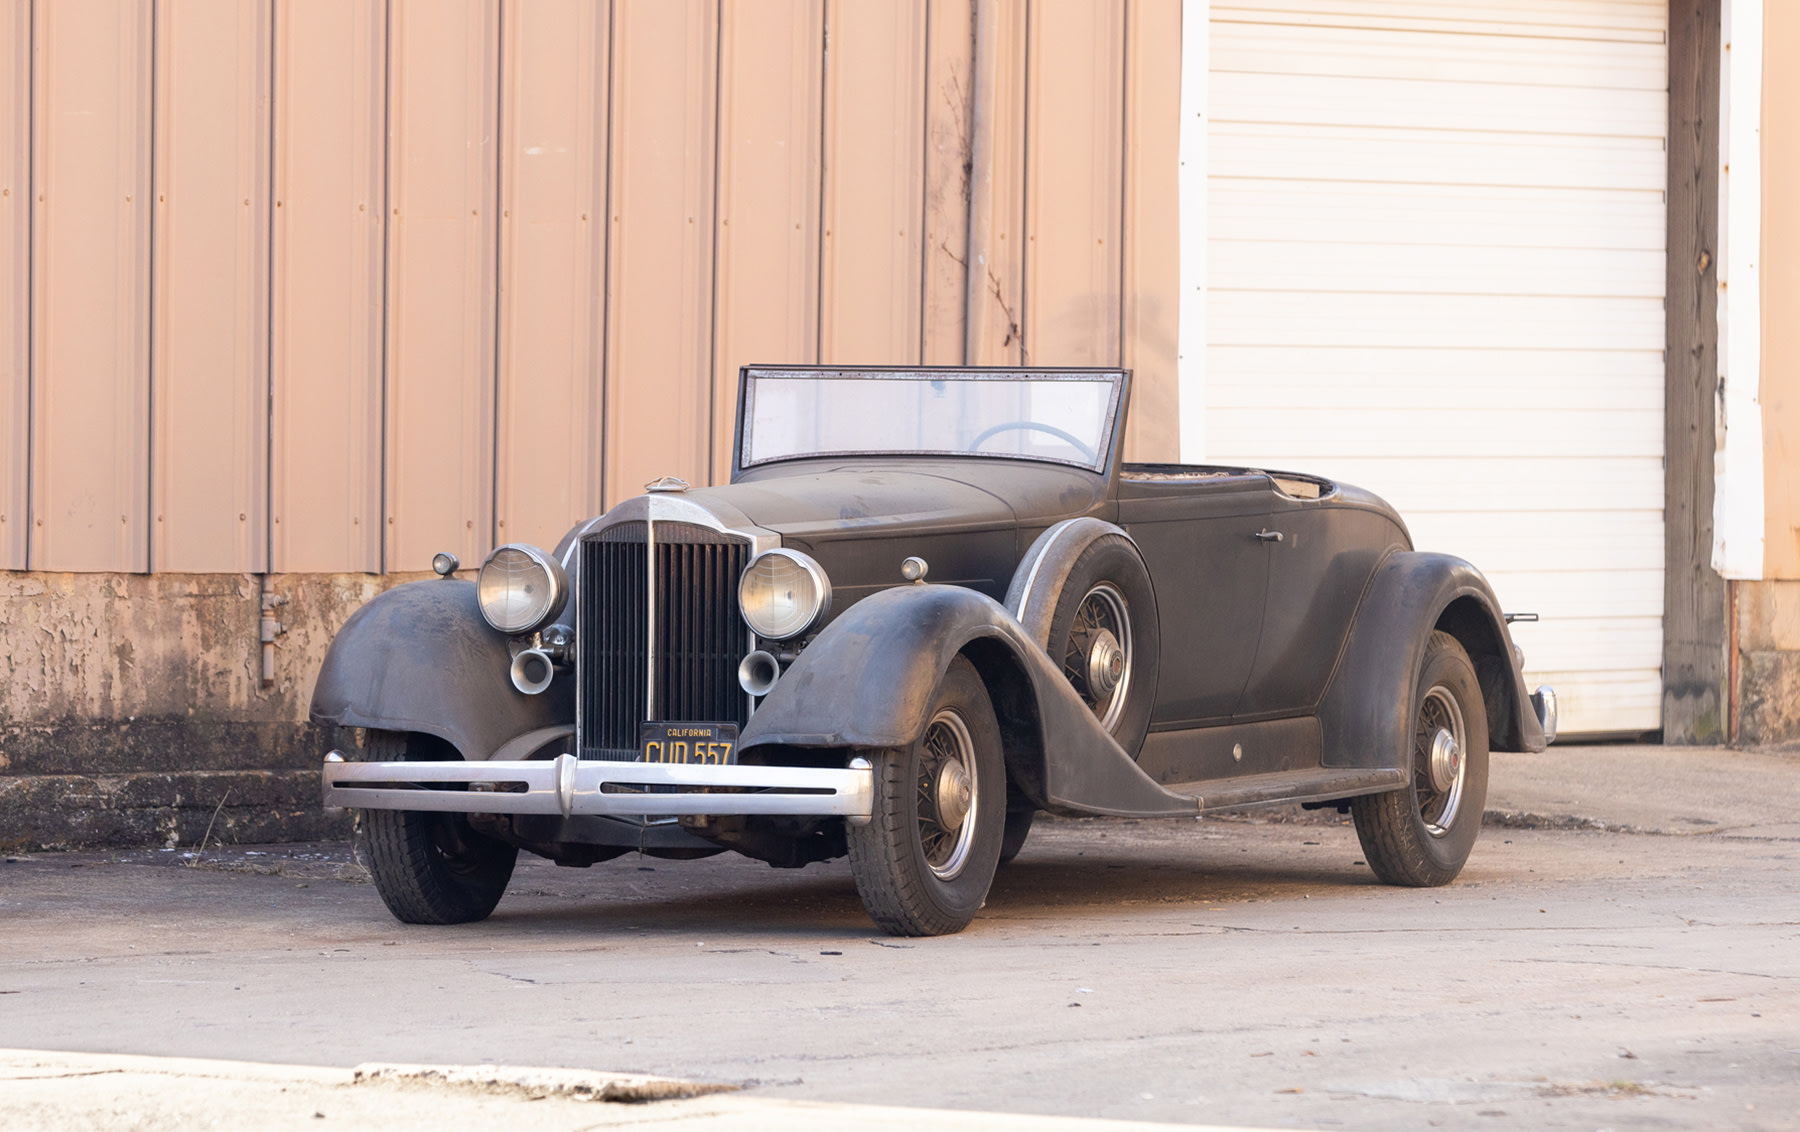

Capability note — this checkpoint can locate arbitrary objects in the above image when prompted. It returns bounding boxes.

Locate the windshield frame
[732,366,1128,477]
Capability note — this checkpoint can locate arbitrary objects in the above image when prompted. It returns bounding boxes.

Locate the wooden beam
[1663,0,1729,743]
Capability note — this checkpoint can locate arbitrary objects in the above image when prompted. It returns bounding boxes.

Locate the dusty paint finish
[0,1,24,570]
[151,0,272,573]
[269,0,385,574]
[29,0,152,572]
[495,0,608,550]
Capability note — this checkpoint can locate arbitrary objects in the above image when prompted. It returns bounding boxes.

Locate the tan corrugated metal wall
[0,0,1180,576]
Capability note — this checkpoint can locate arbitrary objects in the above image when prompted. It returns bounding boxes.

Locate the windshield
[739,368,1123,473]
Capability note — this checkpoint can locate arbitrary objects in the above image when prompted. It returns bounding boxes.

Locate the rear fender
[740,585,1194,817]
[309,580,574,760]
[1318,551,1546,773]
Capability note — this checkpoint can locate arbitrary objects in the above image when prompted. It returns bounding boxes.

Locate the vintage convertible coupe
[317,366,1555,936]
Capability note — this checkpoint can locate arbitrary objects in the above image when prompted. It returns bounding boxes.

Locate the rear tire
[847,658,1004,936]
[359,731,518,924]
[998,807,1035,865]
[1351,632,1489,887]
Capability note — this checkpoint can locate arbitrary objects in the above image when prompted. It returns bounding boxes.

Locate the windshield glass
[740,368,1122,472]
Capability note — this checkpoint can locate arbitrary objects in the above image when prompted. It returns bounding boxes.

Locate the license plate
[640,722,739,766]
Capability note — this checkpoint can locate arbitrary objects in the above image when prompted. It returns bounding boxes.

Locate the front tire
[359,731,518,924]
[1351,632,1489,887]
[847,658,1005,936]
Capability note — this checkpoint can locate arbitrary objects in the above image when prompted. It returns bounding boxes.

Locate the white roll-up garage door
[1201,1,1668,736]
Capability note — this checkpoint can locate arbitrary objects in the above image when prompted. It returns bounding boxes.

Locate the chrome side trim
[322,756,875,819]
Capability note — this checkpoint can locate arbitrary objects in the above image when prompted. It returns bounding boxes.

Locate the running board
[1161,768,1407,812]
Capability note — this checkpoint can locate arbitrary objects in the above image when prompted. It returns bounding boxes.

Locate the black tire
[1351,632,1489,887]
[1044,534,1159,757]
[847,657,1005,936]
[998,807,1035,865]
[358,731,518,924]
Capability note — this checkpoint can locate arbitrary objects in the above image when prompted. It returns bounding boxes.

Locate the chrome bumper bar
[321,751,873,821]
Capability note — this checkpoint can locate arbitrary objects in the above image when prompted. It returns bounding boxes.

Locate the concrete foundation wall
[0,571,425,850]
[1735,579,1800,747]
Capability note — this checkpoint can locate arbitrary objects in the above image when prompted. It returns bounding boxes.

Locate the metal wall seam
[269,0,386,574]
[1022,0,1124,370]
[494,0,608,549]
[151,0,272,573]
[710,0,823,483]
[969,0,1026,366]
[818,0,927,365]
[0,0,26,568]
[1119,0,1181,464]
[603,0,719,508]
[919,0,972,365]
[30,0,152,572]
[383,0,500,572]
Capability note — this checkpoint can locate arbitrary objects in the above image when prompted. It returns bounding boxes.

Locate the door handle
[1254,529,1284,543]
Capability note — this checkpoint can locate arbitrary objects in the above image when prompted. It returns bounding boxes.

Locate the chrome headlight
[477,543,567,635]
[739,549,831,640]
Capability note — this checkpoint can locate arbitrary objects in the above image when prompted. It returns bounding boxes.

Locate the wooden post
[1663,0,1730,743]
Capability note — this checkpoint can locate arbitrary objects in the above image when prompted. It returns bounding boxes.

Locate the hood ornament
[645,475,691,493]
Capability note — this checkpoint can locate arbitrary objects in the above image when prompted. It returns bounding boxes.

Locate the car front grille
[577,520,751,759]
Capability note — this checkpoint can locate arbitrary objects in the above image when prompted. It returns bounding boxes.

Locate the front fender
[309,580,574,760]
[1319,552,1547,773]
[741,585,1194,817]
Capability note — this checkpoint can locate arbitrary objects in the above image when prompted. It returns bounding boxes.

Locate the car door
[1117,471,1275,727]
[1234,479,1402,717]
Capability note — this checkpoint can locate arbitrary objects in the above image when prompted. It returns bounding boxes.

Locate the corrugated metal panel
[1205,0,1668,734]
[269,0,385,574]
[29,0,151,572]
[819,0,924,364]
[151,0,271,573]
[494,0,606,549]
[1120,0,1181,464]
[0,0,26,568]
[918,0,970,364]
[384,0,500,571]
[968,0,1027,365]
[711,0,823,479]
[603,0,717,508]
[1024,0,1122,368]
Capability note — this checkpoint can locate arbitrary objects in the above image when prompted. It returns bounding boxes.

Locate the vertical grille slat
[578,521,748,760]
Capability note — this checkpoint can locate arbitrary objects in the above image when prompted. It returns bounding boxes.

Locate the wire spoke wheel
[847,657,1004,936]
[1414,686,1467,837]
[1059,582,1133,731]
[915,709,978,880]
[1350,631,1489,888]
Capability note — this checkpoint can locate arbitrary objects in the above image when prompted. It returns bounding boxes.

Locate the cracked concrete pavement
[1,744,1797,1130]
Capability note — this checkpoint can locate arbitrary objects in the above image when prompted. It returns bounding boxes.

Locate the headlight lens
[739,549,831,640]
[477,544,567,635]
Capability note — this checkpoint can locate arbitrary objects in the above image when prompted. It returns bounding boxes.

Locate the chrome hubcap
[934,756,972,833]
[1062,583,1133,732]
[917,709,979,880]
[1416,687,1467,838]
[1087,628,1125,699]
[1428,727,1462,793]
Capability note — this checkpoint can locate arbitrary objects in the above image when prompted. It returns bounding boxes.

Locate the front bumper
[321,752,873,821]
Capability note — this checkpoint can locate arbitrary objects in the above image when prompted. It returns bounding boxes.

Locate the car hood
[687,464,1020,540]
